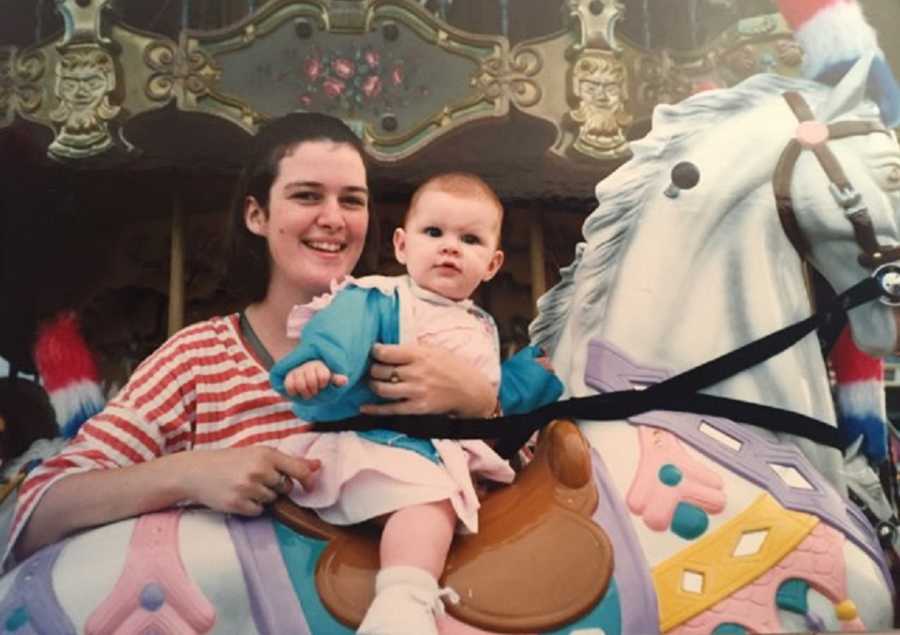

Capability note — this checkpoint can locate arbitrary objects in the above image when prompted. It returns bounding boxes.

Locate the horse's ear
[817,52,876,122]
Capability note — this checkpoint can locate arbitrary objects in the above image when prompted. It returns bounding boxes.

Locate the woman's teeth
[305,241,343,253]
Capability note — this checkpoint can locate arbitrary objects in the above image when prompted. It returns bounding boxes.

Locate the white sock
[374,566,438,594]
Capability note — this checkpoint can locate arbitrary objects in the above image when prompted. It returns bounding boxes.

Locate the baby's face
[393,189,504,301]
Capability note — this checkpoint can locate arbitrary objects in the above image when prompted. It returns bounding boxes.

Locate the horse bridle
[773,91,900,302]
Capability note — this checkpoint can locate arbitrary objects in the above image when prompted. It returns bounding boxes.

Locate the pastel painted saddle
[272,419,614,632]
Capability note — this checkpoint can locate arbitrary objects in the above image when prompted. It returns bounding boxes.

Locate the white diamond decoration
[698,421,743,451]
[769,463,813,489]
[732,529,769,557]
[681,570,704,593]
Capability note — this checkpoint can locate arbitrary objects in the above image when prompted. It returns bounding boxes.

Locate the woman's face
[246,140,369,301]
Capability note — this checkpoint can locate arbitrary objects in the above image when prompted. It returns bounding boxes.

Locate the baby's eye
[461,234,482,245]
[424,226,442,237]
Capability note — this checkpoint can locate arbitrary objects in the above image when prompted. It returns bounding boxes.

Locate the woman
[8,113,500,565]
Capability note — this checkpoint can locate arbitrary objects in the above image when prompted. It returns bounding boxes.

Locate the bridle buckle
[828,182,866,218]
[874,262,900,306]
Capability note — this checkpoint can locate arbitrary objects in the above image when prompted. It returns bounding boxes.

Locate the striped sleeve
[4,321,208,567]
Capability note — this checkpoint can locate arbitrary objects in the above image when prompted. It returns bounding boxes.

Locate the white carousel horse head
[532,53,900,411]
[525,56,899,633]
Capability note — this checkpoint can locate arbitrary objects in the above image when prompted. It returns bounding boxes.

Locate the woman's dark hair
[225,112,379,303]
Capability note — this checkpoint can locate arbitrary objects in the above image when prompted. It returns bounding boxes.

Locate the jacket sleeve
[270,286,398,422]
[499,346,564,415]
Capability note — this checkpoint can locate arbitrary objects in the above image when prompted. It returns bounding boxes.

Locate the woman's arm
[15,446,319,561]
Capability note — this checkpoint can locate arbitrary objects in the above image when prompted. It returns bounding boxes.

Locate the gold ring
[389,370,401,384]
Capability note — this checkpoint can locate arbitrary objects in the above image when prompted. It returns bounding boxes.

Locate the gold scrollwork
[566,50,631,159]
[48,45,122,159]
[144,40,219,103]
[475,47,542,109]
[11,49,47,114]
[0,48,13,122]
[632,52,692,109]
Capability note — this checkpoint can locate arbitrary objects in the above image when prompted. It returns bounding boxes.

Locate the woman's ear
[482,249,505,282]
[244,196,267,236]
[393,227,408,265]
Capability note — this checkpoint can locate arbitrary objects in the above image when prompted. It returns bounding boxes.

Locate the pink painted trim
[670,524,865,634]
[627,426,725,532]
[85,510,216,634]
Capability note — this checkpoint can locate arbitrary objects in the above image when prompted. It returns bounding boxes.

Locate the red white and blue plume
[776,0,900,126]
[33,311,105,439]
[829,327,888,463]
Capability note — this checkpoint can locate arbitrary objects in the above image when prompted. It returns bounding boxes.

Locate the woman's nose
[316,198,345,229]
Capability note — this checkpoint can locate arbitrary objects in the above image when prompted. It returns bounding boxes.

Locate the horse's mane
[530,73,832,353]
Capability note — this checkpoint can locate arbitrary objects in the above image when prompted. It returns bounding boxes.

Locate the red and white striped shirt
[6,314,307,566]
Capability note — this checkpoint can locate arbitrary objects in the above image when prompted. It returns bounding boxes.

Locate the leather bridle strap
[773,91,898,268]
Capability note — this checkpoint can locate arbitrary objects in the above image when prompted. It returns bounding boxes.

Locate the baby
[271,172,562,635]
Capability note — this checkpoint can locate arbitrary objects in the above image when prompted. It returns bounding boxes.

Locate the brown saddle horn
[273,419,614,633]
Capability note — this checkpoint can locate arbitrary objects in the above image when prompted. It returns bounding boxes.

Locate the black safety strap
[312,276,884,459]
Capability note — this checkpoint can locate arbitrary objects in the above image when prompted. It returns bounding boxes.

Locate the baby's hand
[284,361,348,399]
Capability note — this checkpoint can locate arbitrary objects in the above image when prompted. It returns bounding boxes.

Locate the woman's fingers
[273,453,321,490]
[369,362,399,383]
[370,343,417,365]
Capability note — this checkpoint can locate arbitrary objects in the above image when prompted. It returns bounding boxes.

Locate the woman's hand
[179,447,320,516]
[362,343,496,418]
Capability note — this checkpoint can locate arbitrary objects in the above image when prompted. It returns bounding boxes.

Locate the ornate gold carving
[0,47,13,125]
[55,0,113,47]
[631,52,693,110]
[566,50,631,159]
[566,0,624,53]
[144,40,219,103]
[8,49,47,115]
[774,39,803,68]
[48,45,123,159]
[475,47,542,110]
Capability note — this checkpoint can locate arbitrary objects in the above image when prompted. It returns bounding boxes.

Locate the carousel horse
[0,56,898,635]
[528,52,900,633]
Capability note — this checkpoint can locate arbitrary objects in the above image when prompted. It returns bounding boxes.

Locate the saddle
[272,419,614,632]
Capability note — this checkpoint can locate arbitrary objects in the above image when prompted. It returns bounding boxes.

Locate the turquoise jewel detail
[4,606,29,631]
[545,578,622,635]
[712,623,748,635]
[776,578,810,614]
[671,502,709,540]
[658,464,682,486]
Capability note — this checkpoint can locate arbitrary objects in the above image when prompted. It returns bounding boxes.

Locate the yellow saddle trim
[653,493,818,632]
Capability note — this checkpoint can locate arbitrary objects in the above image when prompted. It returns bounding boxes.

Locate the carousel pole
[168,191,186,337]
[528,210,546,310]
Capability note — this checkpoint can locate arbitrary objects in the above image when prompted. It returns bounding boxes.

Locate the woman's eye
[461,234,481,245]
[341,196,367,208]
[424,227,442,237]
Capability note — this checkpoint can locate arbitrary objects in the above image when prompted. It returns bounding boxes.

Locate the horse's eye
[888,166,900,185]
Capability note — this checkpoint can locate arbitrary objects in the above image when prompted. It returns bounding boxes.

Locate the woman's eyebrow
[282,180,322,190]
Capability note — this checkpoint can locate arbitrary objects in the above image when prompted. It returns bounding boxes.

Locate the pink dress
[277,276,514,533]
